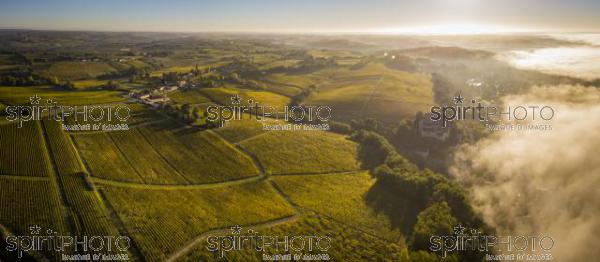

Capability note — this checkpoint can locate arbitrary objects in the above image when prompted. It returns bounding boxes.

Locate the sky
[0,0,599,33]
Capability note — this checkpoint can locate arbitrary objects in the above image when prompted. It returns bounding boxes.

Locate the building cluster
[129,85,179,107]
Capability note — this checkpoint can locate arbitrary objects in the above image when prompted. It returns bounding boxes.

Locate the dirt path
[358,75,384,117]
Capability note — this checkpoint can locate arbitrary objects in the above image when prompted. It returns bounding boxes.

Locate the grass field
[273,172,401,241]
[0,122,52,176]
[45,61,116,80]
[240,130,359,175]
[0,86,124,106]
[101,181,296,261]
[137,120,260,183]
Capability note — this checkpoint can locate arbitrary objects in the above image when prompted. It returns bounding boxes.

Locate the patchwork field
[100,181,296,262]
[240,130,359,175]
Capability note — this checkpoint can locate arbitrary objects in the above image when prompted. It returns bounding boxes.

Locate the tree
[409,202,457,251]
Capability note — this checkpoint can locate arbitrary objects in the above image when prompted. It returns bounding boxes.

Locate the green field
[0,178,66,243]
[200,86,290,108]
[0,122,52,176]
[100,181,296,261]
[109,128,189,184]
[273,172,401,241]
[42,120,85,175]
[137,120,260,183]
[72,132,143,183]
[304,63,433,122]
[72,79,108,89]
[213,113,279,143]
[0,86,124,106]
[169,89,213,105]
[180,211,404,261]
[240,130,359,175]
[45,61,116,80]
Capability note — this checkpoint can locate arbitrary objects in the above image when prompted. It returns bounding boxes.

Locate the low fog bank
[451,85,600,261]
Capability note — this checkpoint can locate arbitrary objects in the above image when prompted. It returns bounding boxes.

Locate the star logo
[30,95,41,105]
[231,225,242,234]
[230,95,241,105]
[454,93,465,104]
[453,224,466,235]
[29,225,41,235]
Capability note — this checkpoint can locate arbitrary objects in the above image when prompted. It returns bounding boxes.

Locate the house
[144,94,170,107]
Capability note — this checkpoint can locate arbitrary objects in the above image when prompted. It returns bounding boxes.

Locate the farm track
[0,174,49,181]
[358,75,384,117]
[95,189,146,262]
[62,122,147,261]
[60,98,367,261]
[208,129,266,175]
[164,213,301,262]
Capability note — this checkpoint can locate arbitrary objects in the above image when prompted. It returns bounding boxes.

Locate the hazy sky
[1,0,599,33]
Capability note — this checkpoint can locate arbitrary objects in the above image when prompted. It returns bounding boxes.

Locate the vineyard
[0,178,65,237]
[240,130,360,175]
[199,86,290,108]
[72,132,143,183]
[0,122,52,176]
[213,114,278,143]
[42,120,85,175]
[179,211,405,261]
[272,171,402,241]
[0,86,124,106]
[100,181,296,261]
[109,128,189,184]
[137,120,259,183]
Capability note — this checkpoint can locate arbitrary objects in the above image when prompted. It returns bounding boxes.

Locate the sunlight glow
[373,23,533,35]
